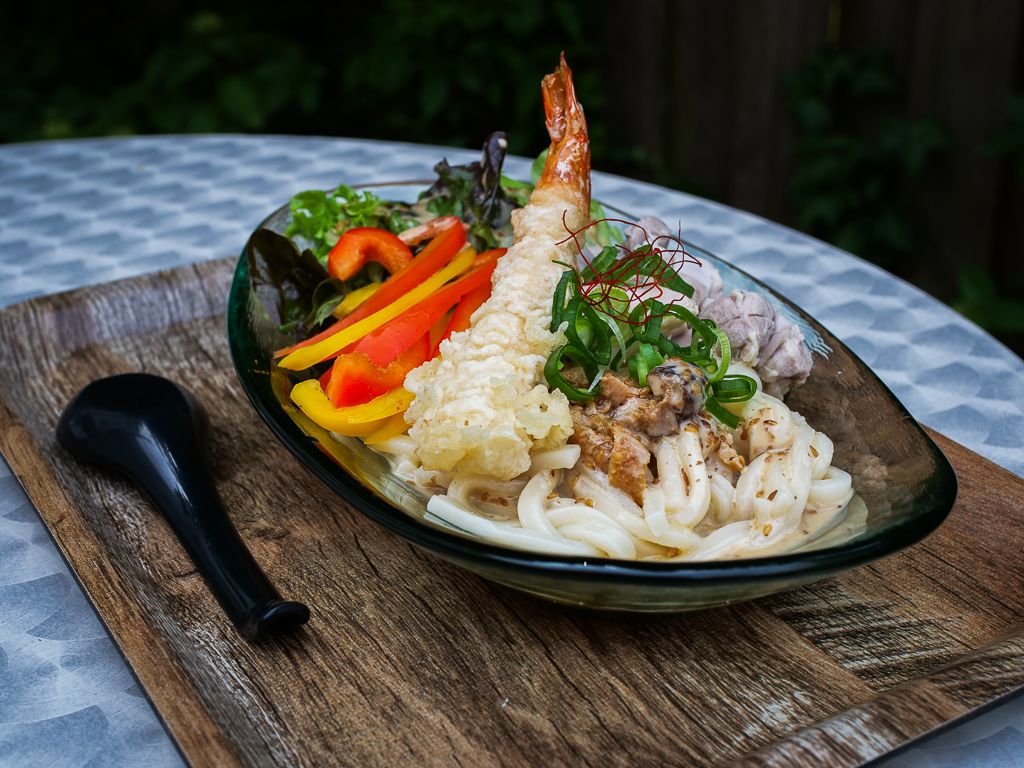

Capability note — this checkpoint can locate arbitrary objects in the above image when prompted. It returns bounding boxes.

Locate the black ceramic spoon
[57,373,310,640]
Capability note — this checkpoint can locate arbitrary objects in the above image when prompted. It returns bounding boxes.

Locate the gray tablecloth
[1,136,1021,767]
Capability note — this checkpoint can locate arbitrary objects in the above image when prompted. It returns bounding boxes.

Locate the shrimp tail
[537,52,591,215]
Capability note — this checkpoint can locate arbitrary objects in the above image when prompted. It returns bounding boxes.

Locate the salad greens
[420,131,519,250]
[246,228,339,338]
[265,133,527,338]
[285,185,416,263]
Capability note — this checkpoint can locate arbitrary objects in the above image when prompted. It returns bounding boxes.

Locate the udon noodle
[368,364,856,561]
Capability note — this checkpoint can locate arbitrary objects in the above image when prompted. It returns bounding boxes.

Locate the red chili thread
[556,214,702,326]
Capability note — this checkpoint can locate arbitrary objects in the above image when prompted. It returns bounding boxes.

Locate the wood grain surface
[0,258,1021,768]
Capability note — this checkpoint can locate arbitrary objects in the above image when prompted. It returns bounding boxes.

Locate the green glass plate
[227,183,957,611]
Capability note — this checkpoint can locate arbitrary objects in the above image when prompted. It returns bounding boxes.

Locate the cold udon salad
[267,55,858,561]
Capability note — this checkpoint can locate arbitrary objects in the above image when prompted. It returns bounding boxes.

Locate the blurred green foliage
[989,95,1024,183]
[954,264,1024,337]
[1,6,319,140]
[787,50,1023,351]
[971,93,1024,347]
[786,48,948,271]
[0,1,603,158]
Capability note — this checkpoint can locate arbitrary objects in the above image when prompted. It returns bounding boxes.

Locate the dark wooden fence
[599,0,1024,304]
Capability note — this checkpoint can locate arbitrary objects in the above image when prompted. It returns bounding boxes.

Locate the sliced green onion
[664,304,716,344]
[611,333,641,369]
[704,397,740,428]
[580,246,619,282]
[597,286,631,318]
[629,342,663,386]
[545,235,757,407]
[630,249,695,298]
[545,346,602,402]
[549,271,575,332]
[596,308,629,366]
[711,375,758,403]
[705,328,731,383]
[562,344,599,381]
[637,300,665,343]
[578,302,612,365]
[561,299,595,363]
[628,353,646,386]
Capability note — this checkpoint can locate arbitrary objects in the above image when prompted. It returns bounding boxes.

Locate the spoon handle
[57,373,310,640]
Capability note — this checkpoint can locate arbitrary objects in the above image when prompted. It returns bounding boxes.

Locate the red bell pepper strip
[428,311,452,351]
[326,333,431,407]
[312,257,499,368]
[353,309,441,367]
[334,303,451,406]
[434,282,492,355]
[429,248,504,354]
[472,247,507,269]
[327,227,413,282]
[276,219,466,358]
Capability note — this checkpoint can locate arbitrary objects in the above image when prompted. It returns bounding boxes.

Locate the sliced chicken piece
[759,319,812,398]
[702,290,812,398]
[702,290,775,365]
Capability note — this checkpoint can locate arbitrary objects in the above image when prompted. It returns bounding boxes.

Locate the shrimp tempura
[404,54,591,480]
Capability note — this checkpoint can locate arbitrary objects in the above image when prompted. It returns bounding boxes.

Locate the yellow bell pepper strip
[289,381,414,435]
[362,413,411,445]
[333,282,381,318]
[278,248,475,370]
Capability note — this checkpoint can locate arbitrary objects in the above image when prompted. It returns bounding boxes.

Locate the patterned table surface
[0,136,1021,767]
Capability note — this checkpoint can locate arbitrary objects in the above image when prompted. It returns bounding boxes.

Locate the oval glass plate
[227,182,957,611]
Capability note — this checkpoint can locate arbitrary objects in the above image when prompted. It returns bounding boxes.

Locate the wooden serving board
[0,259,1022,768]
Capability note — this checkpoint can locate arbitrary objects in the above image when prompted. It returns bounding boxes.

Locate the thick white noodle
[808,466,854,512]
[517,470,561,536]
[672,428,711,528]
[372,435,417,457]
[739,393,797,459]
[708,473,740,525]
[643,485,669,536]
[682,520,752,561]
[735,423,814,549]
[412,466,449,490]
[547,506,637,559]
[654,438,685,515]
[575,469,699,552]
[801,494,866,551]
[377,374,857,562]
[809,432,834,481]
[447,476,529,505]
[426,496,598,556]
[530,444,582,472]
